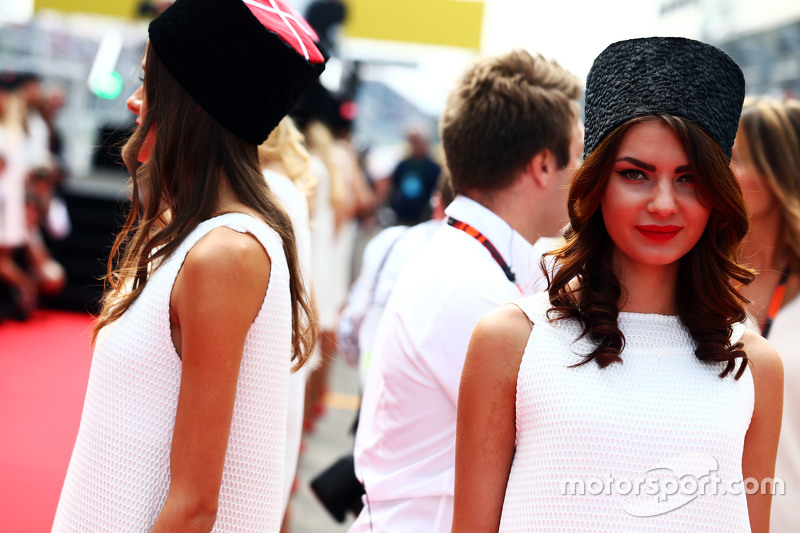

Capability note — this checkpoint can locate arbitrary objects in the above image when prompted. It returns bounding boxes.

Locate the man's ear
[524,149,553,188]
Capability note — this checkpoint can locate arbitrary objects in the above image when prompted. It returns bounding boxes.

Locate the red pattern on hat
[243,0,324,64]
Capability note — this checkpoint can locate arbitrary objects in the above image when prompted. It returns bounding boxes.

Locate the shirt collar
[444,194,540,293]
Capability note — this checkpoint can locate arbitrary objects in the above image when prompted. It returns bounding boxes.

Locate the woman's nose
[127,85,143,116]
[648,183,678,216]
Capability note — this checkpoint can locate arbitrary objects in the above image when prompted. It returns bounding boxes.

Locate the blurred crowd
[0,70,69,322]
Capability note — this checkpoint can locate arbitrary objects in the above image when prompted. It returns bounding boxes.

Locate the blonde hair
[303,120,345,210]
[738,96,800,266]
[258,116,316,195]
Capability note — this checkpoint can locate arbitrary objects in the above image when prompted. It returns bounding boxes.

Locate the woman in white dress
[258,116,317,526]
[730,96,800,532]
[52,0,323,531]
[452,37,783,533]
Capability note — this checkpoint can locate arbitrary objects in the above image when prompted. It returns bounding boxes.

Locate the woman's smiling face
[601,120,711,274]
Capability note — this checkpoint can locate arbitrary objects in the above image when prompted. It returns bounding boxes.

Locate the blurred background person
[731,96,800,533]
[338,172,454,387]
[258,115,317,532]
[302,117,373,432]
[0,74,34,319]
[379,123,441,227]
[0,70,64,321]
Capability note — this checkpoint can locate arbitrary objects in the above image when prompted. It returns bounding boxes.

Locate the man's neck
[462,189,541,245]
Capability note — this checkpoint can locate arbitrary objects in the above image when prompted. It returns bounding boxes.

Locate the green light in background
[92,71,123,99]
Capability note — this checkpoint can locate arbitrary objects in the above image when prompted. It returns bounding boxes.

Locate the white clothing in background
[25,111,51,169]
[0,124,29,247]
[758,294,800,533]
[309,155,339,330]
[338,219,442,386]
[264,169,312,510]
[350,195,552,533]
[53,214,292,532]
[501,291,753,532]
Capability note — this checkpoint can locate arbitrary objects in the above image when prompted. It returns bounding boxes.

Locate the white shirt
[351,195,552,532]
[338,220,442,386]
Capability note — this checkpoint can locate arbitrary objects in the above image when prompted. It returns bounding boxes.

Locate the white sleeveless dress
[499,291,754,532]
[52,213,291,532]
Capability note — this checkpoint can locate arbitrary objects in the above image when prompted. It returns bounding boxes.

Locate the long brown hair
[736,97,800,269]
[545,115,754,378]
[94,45,317,369]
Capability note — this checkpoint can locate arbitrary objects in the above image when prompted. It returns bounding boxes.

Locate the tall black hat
[149,0,326,145]
[584,37,745,160]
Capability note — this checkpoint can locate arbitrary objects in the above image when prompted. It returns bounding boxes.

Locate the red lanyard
[447,217,524,295]
[762,266,790,338]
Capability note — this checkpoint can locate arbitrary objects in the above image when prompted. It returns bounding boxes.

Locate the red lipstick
[636,225,681,241]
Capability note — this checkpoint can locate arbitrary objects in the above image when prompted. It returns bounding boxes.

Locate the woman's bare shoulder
[175,226,271,322]
[186,226,270,271]
[741,329,784,385]
[465,303,533,380]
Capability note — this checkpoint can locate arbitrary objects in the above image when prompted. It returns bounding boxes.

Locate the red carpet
[0,311,95,533]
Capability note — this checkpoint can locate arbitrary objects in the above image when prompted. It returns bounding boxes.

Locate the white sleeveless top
[499,291,754,532]
[53,213,291,532]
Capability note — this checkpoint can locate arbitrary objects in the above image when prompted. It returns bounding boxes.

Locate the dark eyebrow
[616,157,654,171]
[616,157,691,173]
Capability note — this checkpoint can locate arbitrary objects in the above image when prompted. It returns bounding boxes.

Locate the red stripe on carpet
[0,311,95,533]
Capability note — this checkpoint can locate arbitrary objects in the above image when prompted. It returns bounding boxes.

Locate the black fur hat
[584,37,745,160]
[149,0,326,144]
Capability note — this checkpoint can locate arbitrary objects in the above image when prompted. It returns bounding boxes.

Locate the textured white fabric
[351,195,553,533]
[263,169,311,510]
[755,293,800,533]
[500,291,754,532]
[53,213,291,532]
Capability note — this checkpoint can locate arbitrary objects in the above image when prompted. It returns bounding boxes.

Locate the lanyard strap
[447,216,520,289]
[762,265,791,338]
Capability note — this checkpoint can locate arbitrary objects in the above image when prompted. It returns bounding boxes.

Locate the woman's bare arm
[452,303,532,533]
[152,228,270,532]
[741,329,784,533]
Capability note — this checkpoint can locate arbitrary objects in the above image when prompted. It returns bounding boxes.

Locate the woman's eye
[617,169,646,181]
[677,174,695,183]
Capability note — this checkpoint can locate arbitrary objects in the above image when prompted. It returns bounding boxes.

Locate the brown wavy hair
[93,45,317,370]
[545,115,754,379]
